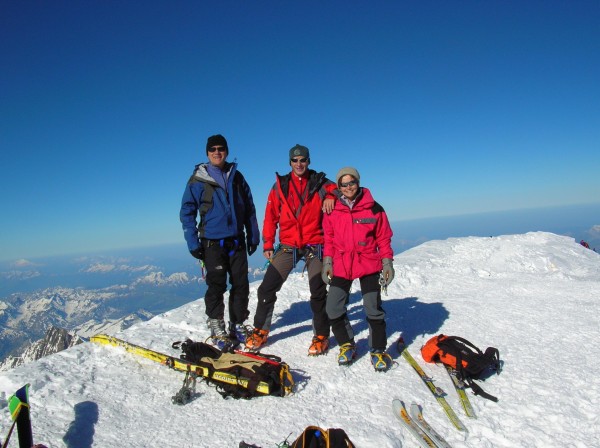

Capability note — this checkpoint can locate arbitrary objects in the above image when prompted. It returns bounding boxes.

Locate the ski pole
[1,420,17,448]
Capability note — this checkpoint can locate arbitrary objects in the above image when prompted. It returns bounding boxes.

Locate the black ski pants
[202,237,250,324]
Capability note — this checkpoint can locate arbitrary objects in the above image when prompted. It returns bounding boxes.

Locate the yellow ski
[397,338,467,432]
[90,334,291,396]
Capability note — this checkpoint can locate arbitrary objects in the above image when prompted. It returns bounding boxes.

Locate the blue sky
[1,1,599,262]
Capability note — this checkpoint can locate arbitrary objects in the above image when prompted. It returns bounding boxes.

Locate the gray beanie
[289,144,310,160]
[336,167,360,185]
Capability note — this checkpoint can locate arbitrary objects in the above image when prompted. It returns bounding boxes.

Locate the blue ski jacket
[180,162,260,252]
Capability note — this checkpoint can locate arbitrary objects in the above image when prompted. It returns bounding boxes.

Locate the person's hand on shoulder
[322,197,335,214]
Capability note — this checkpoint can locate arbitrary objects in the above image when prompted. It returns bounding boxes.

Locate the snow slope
[1,232,598,448]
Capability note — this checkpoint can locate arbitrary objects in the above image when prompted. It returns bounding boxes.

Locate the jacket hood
[193,162,236,184]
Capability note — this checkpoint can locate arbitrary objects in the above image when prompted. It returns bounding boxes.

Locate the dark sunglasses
[339,180,358,188]
[208,146,226,153]
[290,157,308,163]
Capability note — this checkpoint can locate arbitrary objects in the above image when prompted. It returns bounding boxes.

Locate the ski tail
[445,365,477,418]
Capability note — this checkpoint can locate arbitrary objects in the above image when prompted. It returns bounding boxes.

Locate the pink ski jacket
[323,187,393,280]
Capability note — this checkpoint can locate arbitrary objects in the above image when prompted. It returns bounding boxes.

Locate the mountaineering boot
[245,328,269,351]
[370,349,393,372]
[229,322,249,347]
[308,335,329,356]
[337,343,357,366]
[207,318,233,351]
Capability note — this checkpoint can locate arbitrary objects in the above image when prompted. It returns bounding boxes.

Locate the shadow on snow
[63,400,99,448]
[269,291,449,361]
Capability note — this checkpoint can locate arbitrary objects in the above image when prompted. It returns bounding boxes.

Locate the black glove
[190,246,204,260]
[247,245,258,256]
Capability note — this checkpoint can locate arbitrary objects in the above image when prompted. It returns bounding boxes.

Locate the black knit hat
[206,134,228,153]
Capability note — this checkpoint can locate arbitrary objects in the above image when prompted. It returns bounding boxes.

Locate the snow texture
[1,232,599,447]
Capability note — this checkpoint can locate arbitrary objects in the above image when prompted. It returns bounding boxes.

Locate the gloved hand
[382,258,395,286]
[321,256,333,285]
[190,246,204,261]
[247,244,258,256]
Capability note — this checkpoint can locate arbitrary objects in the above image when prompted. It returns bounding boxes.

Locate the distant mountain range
[0,311,154,371]
[0,285,161,370]
[0,247,268,371]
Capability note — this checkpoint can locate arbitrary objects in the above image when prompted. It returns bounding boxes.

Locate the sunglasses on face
[339,180,358,188]
[208,146,226,153]
[291,157,308,163]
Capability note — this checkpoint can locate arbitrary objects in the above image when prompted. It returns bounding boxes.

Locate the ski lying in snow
[444,365,476,418]
[409,402,453,448]
[90,334,277,396]
[392,399,437,448]
[396,338,467,432]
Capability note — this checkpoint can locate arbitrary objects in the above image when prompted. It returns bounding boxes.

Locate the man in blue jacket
[180,134,260,349]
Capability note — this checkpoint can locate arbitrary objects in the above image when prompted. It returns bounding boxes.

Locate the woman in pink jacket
[321,167,395,372]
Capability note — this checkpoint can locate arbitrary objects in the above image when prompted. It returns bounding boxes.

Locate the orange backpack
[421,334,501,401]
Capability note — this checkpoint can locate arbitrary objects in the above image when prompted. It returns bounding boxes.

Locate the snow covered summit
[0,232,598,447]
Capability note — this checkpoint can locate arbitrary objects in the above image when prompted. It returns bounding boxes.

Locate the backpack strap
[291,426,326,448]
[454,346,499,402]
[198,183,215,238]
[487,346,501,372]
[328,428,356,448]
[443,335,484,355]
[465,377,499,402]
[289,177,308,218]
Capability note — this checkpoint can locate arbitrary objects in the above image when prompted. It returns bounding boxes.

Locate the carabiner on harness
[379,272,388,296]
[305,243,323,261]
[198,259,206,280]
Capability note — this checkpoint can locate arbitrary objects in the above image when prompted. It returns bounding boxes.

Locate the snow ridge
[0,232,598,448]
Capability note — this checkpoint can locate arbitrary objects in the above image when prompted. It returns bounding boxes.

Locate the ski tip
[409,401,421,412]
[391,398,406,413]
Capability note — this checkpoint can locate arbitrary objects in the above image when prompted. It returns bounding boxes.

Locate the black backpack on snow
[173,339,294,400]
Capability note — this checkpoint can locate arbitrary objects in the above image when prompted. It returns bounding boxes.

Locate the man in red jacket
[245,144,338,355]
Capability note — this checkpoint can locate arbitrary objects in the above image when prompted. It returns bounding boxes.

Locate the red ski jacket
[262,170,337,250]
[323,187,393,280]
